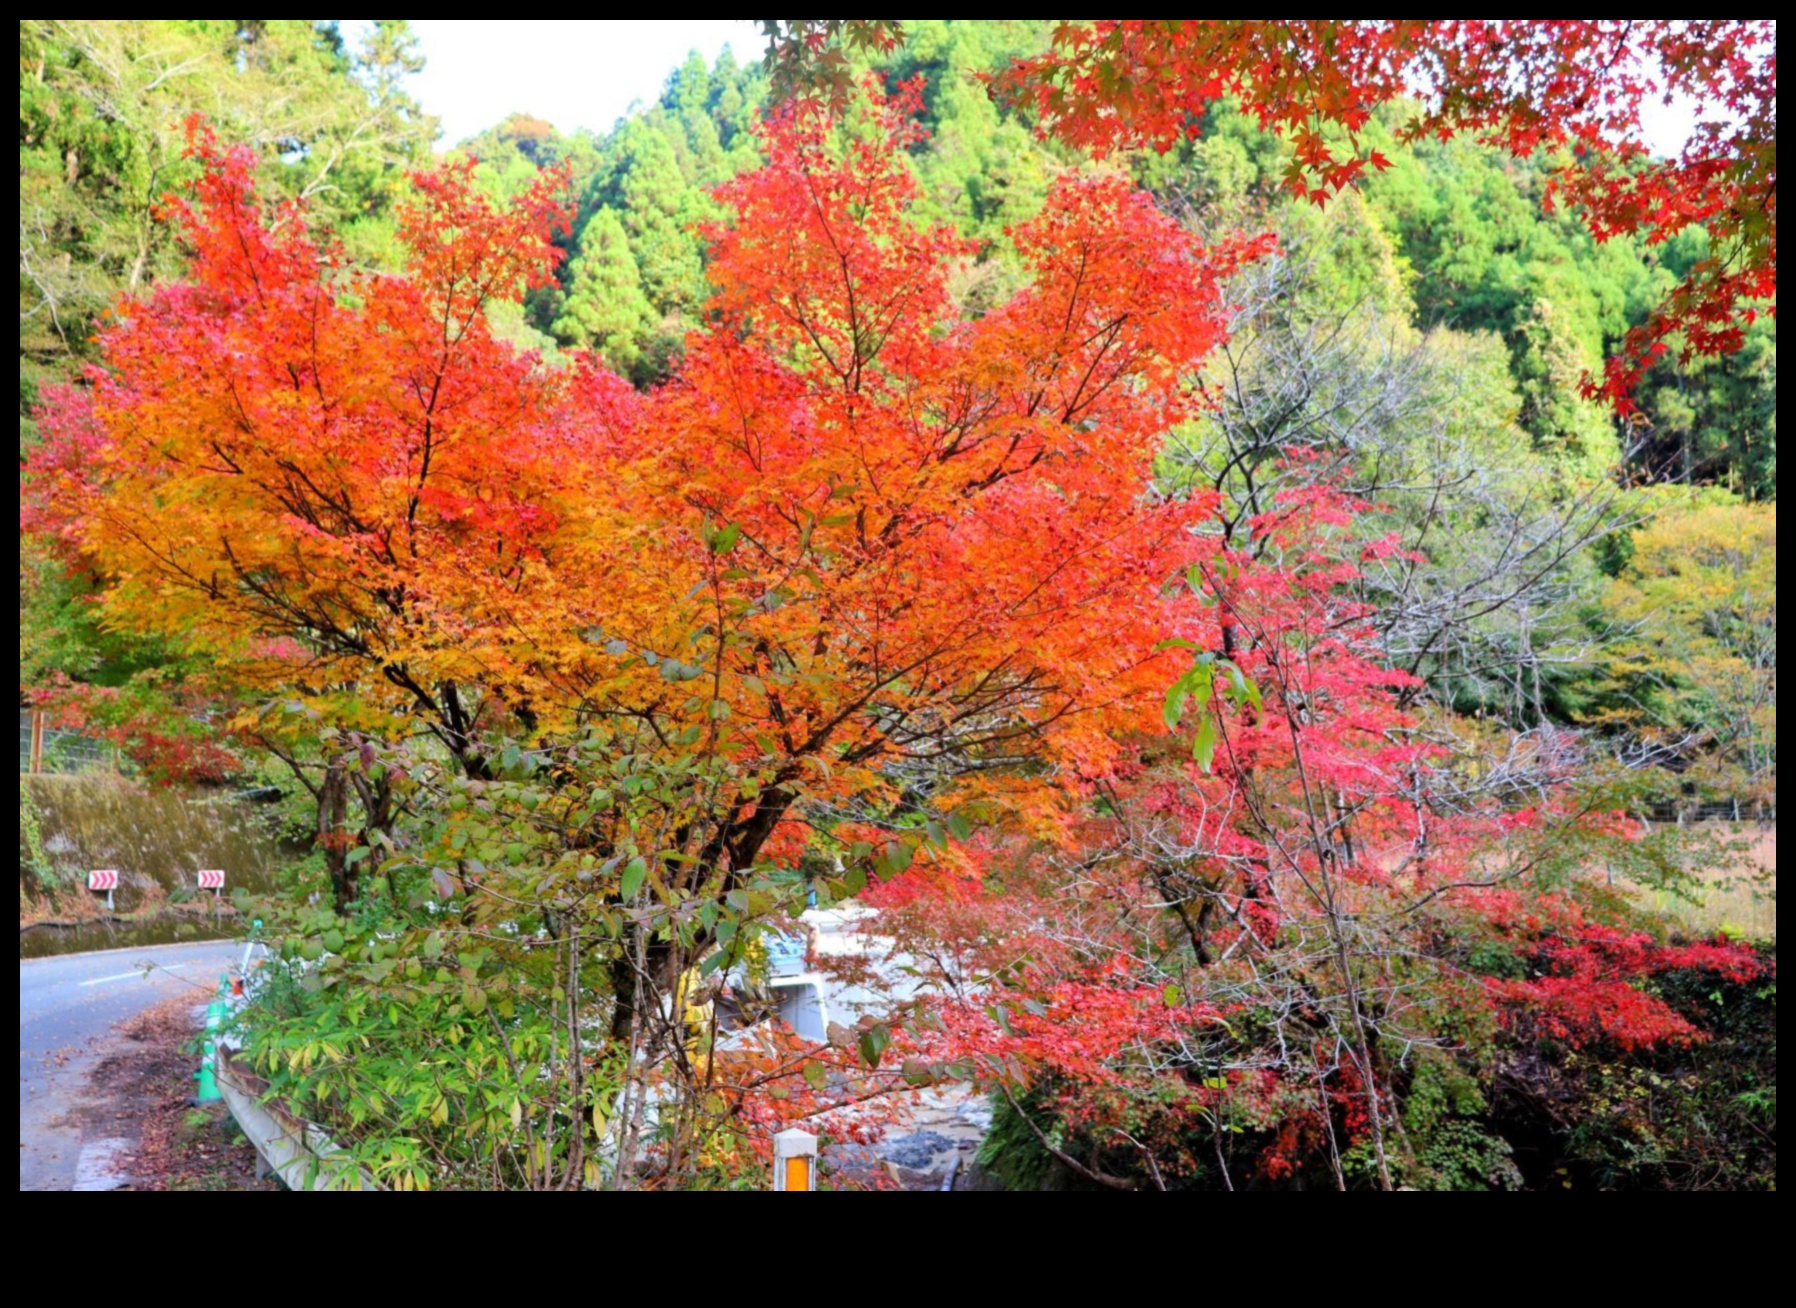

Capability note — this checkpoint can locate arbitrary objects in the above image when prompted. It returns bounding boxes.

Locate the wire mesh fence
[1644,799,1777,825]
[19,709,124,774]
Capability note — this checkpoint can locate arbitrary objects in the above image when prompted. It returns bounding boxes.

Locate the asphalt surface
[19,940,243,1191]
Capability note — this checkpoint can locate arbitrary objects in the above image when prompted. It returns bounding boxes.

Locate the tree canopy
[17,20,1776,1192]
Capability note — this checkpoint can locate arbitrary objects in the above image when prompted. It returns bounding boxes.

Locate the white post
[772,1128,818,1191]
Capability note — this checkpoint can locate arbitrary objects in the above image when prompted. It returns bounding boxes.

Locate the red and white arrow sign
[197,869,225,890]
[88,869,119,891]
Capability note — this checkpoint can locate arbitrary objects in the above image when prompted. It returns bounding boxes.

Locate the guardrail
[214,1052,379,1191]
[213,939,380,1190]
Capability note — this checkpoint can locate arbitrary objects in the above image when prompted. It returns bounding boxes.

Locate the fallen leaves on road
[88,996,277,1191]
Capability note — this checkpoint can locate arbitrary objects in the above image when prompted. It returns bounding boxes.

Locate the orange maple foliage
[26,90,1266,918]
[26,124,587,768]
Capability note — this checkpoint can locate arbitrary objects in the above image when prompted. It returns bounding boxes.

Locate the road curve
[20,940,244,1191]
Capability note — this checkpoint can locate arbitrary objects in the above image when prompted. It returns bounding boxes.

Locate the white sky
[364,20,1705,158]
[383,20,765,147]
[1638,97,1701,158]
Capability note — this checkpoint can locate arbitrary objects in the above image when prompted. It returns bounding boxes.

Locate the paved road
[19,940,243,1191]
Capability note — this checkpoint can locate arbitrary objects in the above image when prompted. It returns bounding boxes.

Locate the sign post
[197,868,225,903]
[772,1128,818,1191]
[87,869,119,912]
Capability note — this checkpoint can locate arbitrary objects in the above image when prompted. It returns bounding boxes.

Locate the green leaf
[1163,676,1188,729]
[879,839,915,877]
[710,521,742,554]
[802,1060,828,1092]
[1192,716,1219,773]
[857,1024,891,1069]
[1163,984,1183,1007]
[946,811,972,842]
[1226,662,1262,710]
[620,857,647,900]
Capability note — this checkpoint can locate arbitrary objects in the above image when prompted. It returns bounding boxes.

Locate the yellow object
[671,965,713,1073]
[772,1127,818,1189]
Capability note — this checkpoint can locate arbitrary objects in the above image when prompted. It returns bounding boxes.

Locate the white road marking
[78,962,188,987]
[73,1137,132,1191]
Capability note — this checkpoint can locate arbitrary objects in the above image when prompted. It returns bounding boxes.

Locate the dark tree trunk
[319,755,356,913]
[607,789,795,1041]
[608,934,679,1041]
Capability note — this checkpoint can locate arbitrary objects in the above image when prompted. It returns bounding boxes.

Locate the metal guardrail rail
[213,940,380,1190]
[214,1052,379,1191]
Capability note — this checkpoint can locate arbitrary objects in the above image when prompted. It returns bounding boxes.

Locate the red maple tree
[868,477,1769,1189]
[769,20,1776,410]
